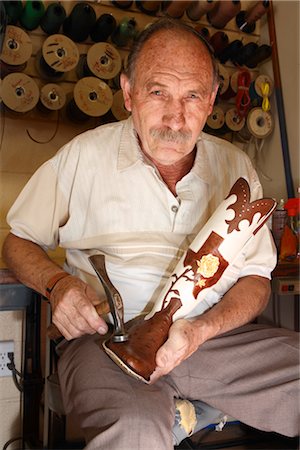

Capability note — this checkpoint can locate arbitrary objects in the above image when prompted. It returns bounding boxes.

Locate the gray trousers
[58,323,300,449]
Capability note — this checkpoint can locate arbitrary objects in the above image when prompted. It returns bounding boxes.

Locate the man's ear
[120,73,132,112]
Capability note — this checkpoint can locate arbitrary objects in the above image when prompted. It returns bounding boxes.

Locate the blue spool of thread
[90,13,117,42]
[249,81,262,107]
[40,2,66,35]
[63,2,96,43]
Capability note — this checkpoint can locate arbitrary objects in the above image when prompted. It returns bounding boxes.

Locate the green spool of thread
[3,1,23,25]
[20,1,45,31]
[40,2,66,35]
[111,17,137,47]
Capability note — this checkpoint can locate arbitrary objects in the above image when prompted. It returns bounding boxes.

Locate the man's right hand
[49,275,109,340]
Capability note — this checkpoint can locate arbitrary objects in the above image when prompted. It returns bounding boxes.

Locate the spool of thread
[209,31,229,58]
[249,74,273,107]
[194,25,210,41]
[225,107,245,132]
[217,64,229,95]
[186,1,215,21]
[247,107,274,139]
[37,34,79,81]
[63,2,96,43]
[162,1,192,19]
[249,81,262,107]
[236,1,269,34]
[77,43,122,81]
[20,0,45,31]
[245,44,272,68]
[218,39,243,64]
[229,70,240,94]
[38,83,66,112]
[40,2,66,35]
[112,1,133,9]
[111,89,131,121]
[111,17,137,47]
[219,70,236,101]
[67,77,113,122]
[1,72,39,113]
[136,1,161,16]
[0,26,32,77]
[205,105,228,135]
[3,1,23,25]
[233,41,258,66]
[207,1,241,29]
[90,14,117,42]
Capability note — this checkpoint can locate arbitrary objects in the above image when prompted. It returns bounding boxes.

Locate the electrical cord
[7,352,23,393]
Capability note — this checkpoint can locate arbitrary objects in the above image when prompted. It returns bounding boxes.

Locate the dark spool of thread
[63,2,96,42]
[245,44,272,68]
[186,0,215,22]
[3,1,23,25]
[20,1,45,31]
[209,32,229,58]
[90,14,117,42]
[236,1,269,34]
[194,26,210,41]
[66,98,91,122]
[233,42,258,66]
[39,54,65,80]
[40,2,66,35]
[111,1,133,9]
[218,40,243,64]
[111,18,137,47]
[136,1,161,16]
[0,3,7,54]
[207,0,241,29]
[162,1,192,19]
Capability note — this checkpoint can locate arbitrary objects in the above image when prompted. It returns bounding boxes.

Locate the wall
[0,1,298,447]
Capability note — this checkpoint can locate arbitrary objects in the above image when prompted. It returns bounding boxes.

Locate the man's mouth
[150,127,192,143]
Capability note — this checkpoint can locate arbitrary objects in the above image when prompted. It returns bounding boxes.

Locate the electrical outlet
[0,341,14,377]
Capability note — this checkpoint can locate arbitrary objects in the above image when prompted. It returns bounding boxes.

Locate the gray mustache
[150,128,192,143]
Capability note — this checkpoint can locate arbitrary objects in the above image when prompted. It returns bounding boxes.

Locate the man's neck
[144,148,197,196]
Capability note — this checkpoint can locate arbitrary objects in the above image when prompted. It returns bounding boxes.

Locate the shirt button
[171,205,178,213]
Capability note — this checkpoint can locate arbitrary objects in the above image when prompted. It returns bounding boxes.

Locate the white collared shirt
[7,117,277,321]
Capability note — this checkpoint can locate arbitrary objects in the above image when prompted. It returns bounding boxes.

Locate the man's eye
[188,93,199,99]
[151,90,162,96]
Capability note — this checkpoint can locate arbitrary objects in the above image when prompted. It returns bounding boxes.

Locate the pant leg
[170,323,300,437]
[58,333,179,450]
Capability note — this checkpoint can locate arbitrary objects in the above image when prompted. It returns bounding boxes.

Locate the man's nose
[162,99,185,131]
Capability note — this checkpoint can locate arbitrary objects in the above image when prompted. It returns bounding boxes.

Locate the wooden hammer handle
[47,301,110,340]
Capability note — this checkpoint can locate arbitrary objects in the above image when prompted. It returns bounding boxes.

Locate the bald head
[124,18,219,90]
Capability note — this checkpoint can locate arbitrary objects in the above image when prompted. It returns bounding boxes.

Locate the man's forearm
[2,233,66,297]
[192,275,271,342]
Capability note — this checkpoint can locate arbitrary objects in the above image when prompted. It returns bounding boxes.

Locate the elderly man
[3,19,299,449]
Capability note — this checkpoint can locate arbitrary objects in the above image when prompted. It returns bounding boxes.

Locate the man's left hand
[149,319,201,383]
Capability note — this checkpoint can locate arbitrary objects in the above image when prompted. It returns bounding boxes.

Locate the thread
[40,2,66,35]
[186,1,215,21]
[236,1,269,34]
[163,1,192,19]
[67,77,113,122]
[20,0,45,31]
[247,107,274,139]
[234,42,258,66]
[1,72,39,113]
[0,25,32,67]
[111,17,137,47]
[218,39,243,64]
[217,64,230,96]
[90,14,117,42]
[112,1,134,9]
[63,2,96,43]
[39,83,66,112]
[207,1,241,29]
[111,89,131,121]
[245,44,272,69]
[225,107,245,131]
[209,32,229,58]
[136,1,161,16]
[235,69,251,118]
[194,25,210,40]
[77,43,122,81]
[3,1,23,25]
[37,34,79,81]
[205,105,227,134]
